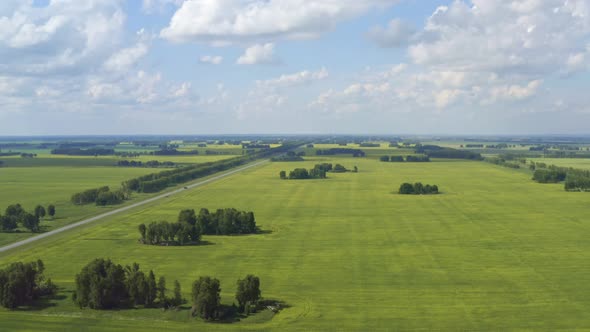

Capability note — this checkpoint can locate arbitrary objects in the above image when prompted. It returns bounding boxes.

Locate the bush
[398,182,439,195]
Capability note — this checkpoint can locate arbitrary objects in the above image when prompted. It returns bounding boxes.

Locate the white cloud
[0,0,126,75]
[236,43,279,65]
[160,0,400,44]
[367,19,416,48]
[407,0,590,75]
[256,68,328,88]
[103,42,149,72]
[199,55,223,65]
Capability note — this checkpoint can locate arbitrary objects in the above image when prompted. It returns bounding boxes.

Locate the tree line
[122,142,301,194]
[71,186,128,206]
[398,183,440,195]
[530,162,590,191]
[359,143,380,147]
[71,258,262,321]
[271,151,305,162]
[380,155,430,162]
[485,156,522,169]
[139,208,257,246]
[0,260,56,309]
[153,148,199,156]
[51,147,115,156]
[415,145,483,160]
[280,163,357,180]
[117,160,176,168]
[315,148,366,157]
[0,204,55,233]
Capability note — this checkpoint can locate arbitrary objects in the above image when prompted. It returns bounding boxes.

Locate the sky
[0,0,589,136]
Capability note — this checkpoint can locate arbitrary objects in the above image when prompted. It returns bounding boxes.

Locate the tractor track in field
[0,159,269,254]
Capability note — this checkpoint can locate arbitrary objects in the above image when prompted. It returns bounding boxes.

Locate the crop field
[0,166,158,246]
[530,157,590,170]
[1,156,590,331]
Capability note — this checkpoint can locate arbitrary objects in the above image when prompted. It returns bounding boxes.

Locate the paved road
[0,159,269,254]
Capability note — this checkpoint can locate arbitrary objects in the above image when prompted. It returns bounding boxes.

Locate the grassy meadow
[0,151,236,246]
[1,156,590,330]
[530,157,590,170]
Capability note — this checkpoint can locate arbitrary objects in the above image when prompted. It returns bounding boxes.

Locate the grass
[2,157,590,330]
[530,157,590,170]
[0,166,159,246]
[0,152,235,167]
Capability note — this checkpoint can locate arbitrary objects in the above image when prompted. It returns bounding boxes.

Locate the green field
[1,156,590,330]
[0,166,158,246]
[530,157,590,170]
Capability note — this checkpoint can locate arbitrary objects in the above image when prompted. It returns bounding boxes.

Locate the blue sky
[1,0,589,135]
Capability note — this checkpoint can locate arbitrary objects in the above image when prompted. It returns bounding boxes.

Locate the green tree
[34,205,46,219]
[191,276,221,320]
[157,276,167,305]
[47,205,56,218]
[5,204,24,217]
[146,270,157,306]
[399,183,414,195]
[235,275,261,313]
[173,280,183,306]
[73,258,128,309]
[0,215,18,231]
[178,209,197,225]
[279,170,287,179]
[138,224,147,242]
[20,213,40,233]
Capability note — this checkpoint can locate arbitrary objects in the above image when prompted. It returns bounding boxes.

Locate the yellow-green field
[0,152,235,246]
[1,157,590,330]
[530,158,590,170]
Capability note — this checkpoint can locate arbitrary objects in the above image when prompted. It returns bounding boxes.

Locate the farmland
[0,145,240,246]
[2,154,590,331]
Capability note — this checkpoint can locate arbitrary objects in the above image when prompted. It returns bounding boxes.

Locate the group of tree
[20,153,37,158]
[191,274,262,320]
[71,186,128,206]
[485,157,521,169]
[532,169,567,183]
[415,145,483,160]
[380,155,430,162]
[280,163,356,180]
[139,208,257,245]
[565,175,590,192]
[72,258,262,321]
[242,143,270,149]
[315,148,365,157]
[0,152,20,157]
[398,182,440,195]
[0,203,54,232]
[529,163,590,191]
[51,147,115,156]
[0,160,3,167]
[122,143,301,193]
[153,148,199,156]
[271,151,305,162]
[0,260,56,309]
[359,143,380,147]
[73,259,183,310]
[117,160,175,168]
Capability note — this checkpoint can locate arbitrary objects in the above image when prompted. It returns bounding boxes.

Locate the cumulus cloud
[367,19,417,48]
[160,0,400,44]
[256,68,328,88]
[199,55,223,65]
[0,0,126,76]
[407,0,590,75]
[236,43,279,65]
[103,43,149,72]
